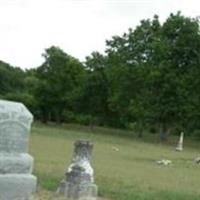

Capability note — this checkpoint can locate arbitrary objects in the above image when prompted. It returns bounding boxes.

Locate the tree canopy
[1,12,200,140]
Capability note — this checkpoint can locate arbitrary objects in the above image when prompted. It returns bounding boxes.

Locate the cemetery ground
[30,123,200,200]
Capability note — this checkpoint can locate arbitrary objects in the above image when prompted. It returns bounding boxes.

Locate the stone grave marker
[57,140,97,200]
[176,132,184,151]
[0,100,37,200]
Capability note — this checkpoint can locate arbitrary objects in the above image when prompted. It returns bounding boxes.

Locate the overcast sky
[0,0,199,69]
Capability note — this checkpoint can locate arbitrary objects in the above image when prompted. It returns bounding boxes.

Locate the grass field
[30,123,200,200]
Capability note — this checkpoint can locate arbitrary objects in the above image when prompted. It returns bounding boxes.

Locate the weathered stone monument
[0,100,37,200]
[57,140,97,200]
[176,132,184,151]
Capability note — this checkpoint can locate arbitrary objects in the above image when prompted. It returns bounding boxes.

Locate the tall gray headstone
[57,140,97,200]
[176,132,184,152]
[0,100,37,200]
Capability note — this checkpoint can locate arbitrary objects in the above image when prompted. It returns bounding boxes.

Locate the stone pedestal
[0,100,37,200]
[0,174,36,200]
[58,140,97,200]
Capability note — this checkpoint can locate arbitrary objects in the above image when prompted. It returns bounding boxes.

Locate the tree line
[1,12,200,141]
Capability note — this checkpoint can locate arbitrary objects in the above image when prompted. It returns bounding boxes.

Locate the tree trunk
[137,121,143,138]
[55,110,61,124]
[159,123,170,143]
[41,107,48,123]
[90,116,94,131]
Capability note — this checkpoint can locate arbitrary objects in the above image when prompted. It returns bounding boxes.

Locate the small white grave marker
[176,132,184,152]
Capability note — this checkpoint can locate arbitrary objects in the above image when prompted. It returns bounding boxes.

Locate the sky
[0,0,200,69]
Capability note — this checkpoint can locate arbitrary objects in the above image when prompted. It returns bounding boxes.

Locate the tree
[152,12,200,141]
[106,13,200,140]
[35,46,84,123]
[105,15,161,129]
[0,61,25,95]
[78,52,109,126]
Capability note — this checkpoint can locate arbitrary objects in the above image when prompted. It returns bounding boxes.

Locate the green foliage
[78,52,109,126]
[35,46,84,123]
[105,12,200,139]
[192,129,200,140]
[0,61,25,95]
[1,12,200,138]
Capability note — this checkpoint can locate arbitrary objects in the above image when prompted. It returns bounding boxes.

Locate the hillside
[30,123,200,200]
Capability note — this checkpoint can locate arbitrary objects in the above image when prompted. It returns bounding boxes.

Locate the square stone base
[0,174,37,200]
[58,181,97,200]
[76,184,97,200]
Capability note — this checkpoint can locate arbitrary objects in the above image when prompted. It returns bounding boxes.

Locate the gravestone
[57,140,97,200]
[0,100,37,200]
[176,132,184,151]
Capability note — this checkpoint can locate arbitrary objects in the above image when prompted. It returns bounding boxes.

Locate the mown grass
[30,123,200,200]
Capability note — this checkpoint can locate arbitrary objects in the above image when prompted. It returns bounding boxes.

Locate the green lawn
[30,123,200,200]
